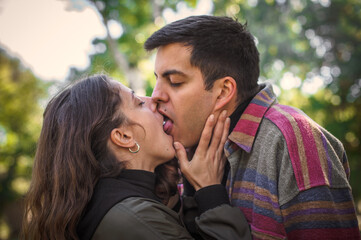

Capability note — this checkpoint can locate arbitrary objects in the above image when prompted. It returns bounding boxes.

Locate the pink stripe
[287,228,361,239]
[278,105,326,187]
[252,226,286,240]
[234,119,259,136]
[243,103,267,118]
[240,207,286,238]
[265,107,305,190]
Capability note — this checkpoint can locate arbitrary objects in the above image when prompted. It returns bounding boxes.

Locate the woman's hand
[174,110,230,191]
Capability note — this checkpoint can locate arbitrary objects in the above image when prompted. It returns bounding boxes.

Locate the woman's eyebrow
[131,90,142,104]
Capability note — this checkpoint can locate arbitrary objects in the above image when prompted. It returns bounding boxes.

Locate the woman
[21,74,250,239]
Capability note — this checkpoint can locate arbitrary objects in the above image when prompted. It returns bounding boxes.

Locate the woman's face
[114,81,175,169]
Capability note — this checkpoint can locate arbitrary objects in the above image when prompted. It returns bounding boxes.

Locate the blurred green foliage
[0,49,49,239]
[0,0,360,238]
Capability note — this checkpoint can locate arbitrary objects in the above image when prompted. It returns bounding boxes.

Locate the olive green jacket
[92,196,251,240]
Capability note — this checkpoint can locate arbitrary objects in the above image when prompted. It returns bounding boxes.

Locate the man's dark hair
[144,15,260,102]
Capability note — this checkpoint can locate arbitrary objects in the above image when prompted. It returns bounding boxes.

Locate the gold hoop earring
[129,143,140,153]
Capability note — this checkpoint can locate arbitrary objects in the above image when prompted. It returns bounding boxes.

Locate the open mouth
[162,116,173,135]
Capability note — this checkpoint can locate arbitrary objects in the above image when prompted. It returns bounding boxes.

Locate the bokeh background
[0,0,360,238]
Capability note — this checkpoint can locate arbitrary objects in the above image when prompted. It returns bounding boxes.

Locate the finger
[196,114,216,155]
[213,117,230,170]
[209,110,227,151]
[218,154,227,178]
[174,142,188,171]
[220,153,227,167]
[217,117,230,153]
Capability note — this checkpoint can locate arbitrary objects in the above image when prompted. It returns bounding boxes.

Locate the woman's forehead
[110,80,131,93]
[110,80,135,108]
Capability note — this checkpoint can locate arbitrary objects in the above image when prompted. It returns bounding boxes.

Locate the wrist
[195,184,230,214]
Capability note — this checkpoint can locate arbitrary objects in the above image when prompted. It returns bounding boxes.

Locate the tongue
[163,119,173,134]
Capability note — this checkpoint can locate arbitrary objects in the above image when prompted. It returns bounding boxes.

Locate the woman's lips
[163,119,173,135]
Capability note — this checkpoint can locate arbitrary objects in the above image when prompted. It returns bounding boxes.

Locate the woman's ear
[213,76,237,111]
[110,127,136,148]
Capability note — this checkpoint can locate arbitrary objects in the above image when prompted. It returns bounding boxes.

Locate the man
[145,15,360,239]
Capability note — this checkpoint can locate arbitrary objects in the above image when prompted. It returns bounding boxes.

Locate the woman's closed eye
[134,94,145,106]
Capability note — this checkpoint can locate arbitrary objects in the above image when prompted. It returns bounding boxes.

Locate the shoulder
[264,103,322,141]
[263,104,349,191]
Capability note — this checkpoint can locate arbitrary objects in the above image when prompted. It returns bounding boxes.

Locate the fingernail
[209,114,215,121]
[222,110,227,117]
[174,142,180,149]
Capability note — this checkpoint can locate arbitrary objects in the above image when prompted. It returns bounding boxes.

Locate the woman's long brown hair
[21,74,179,239]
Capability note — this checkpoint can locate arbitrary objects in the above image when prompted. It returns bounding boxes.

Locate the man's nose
[151,81,168,103]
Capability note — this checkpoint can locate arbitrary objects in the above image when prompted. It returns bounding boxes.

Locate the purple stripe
[235,143,251,153]
[321,133,333,186]
[264,87,274,99]
[283,207,356,221]
[343,153,350,176]
[233,187,280,208]
[225,141,244,156]
[259,92,270,101]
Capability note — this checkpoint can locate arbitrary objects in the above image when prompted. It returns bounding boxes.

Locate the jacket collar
[225,83,277,156]
[116,169,157,195]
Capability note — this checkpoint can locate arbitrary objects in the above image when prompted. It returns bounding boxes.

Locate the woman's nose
[141,96,157,112]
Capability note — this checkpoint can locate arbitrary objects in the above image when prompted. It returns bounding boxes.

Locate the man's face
[152,43,217,148]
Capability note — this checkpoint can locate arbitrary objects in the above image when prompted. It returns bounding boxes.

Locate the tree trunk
[94,2,145,95]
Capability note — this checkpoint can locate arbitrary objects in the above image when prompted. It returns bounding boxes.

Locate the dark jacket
[77,169,251,240]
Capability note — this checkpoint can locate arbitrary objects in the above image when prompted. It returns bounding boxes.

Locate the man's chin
[182,141,198,152]
[173,136,199,150]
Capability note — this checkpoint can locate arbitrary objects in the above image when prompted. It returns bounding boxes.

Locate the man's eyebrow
[154,69,187,78]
